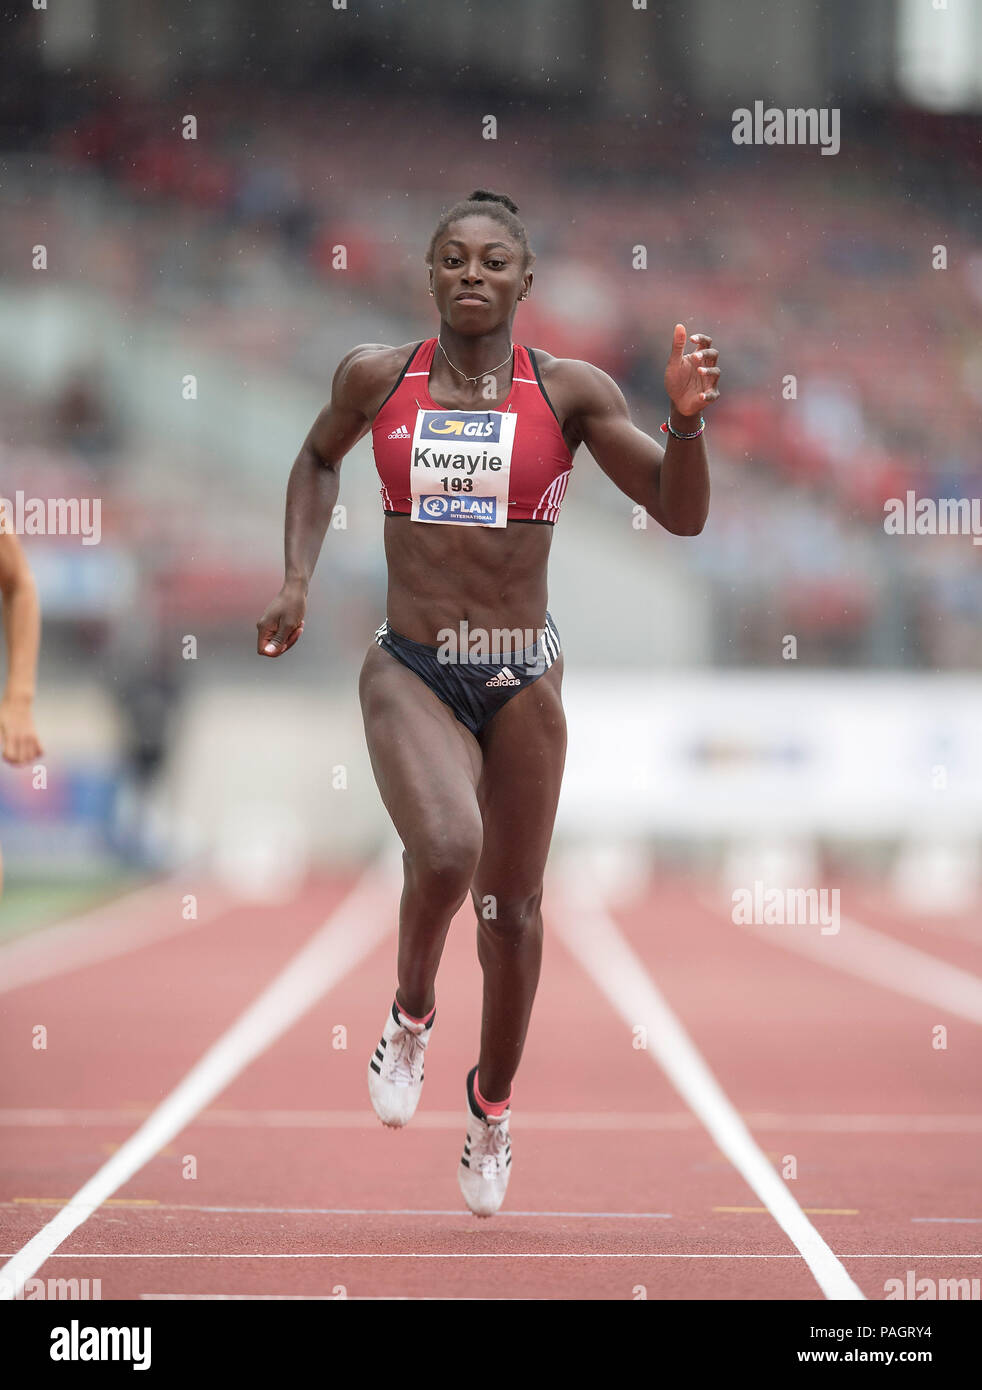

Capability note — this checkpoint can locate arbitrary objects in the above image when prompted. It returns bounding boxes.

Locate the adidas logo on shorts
[485,667,521,688]
[387,424,411,439]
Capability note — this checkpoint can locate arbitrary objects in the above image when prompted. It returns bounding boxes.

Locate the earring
[428,288,434,296]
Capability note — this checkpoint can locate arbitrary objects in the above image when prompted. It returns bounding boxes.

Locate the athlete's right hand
[256,582,306,657]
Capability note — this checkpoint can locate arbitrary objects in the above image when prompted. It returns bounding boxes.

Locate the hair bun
[468,189,520,215]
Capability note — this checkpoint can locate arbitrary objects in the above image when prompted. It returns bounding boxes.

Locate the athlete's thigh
[472,655,567,897]
[359,642,483,849]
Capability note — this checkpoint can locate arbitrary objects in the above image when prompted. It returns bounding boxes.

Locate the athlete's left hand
[0,697,43,765]
[664,325,721,418]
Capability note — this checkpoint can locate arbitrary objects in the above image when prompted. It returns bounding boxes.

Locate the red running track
[1,864,980,1301]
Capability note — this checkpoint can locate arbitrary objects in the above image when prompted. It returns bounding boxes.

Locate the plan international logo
[419,495,498,523]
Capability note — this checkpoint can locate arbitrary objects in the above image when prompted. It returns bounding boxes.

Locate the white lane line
[0,1252,835,1260]
[1,1205,673,1219]
[713,892,982,1026]
[553,856,865,1302]
[0,877,237,995]
[6,1252,981,1259]
[911,1217,982,1223]
[184,1207,674,1219]
[733,1113,982,1134]
[3,1108,981,1132]
[0,1107,697,1130]
[757,914,982,1025]
[0,1206,673,1217]
[0,853,399,1301]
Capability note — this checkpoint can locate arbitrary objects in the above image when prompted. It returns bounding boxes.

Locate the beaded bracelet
[660,415,705,440]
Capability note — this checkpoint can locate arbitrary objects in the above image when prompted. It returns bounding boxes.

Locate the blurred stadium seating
[1,4,980,901]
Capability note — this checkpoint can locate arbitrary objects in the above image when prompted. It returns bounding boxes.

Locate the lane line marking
[708,891,982,1026]
[848,897,982,946]
[911,1217,982,1224]
[1,1203,672,1218]
[12,1198,159,1207]
[3,1107,980,1133]
[5,1252,980,1260]
[713,1207,859,1215]
[0,1253,847,1260]
[553,855,865,1302]
[0,877,239,995]
[728,1113,982,1133]
[0,853,399,1301]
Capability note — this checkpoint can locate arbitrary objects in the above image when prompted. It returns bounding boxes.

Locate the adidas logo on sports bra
[387,424,411,439]
[485,668,521,688]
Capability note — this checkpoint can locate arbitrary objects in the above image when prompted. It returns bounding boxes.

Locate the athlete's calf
[396,823,483,1015]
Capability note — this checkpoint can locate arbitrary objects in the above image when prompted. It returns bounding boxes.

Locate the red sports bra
[371,338,573,527]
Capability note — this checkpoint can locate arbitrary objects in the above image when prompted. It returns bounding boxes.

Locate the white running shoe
[457,1065,512,1217]
[367,999,435,1128]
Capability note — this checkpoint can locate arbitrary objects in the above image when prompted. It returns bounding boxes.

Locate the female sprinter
[0,524,45,898]
[257,191,720,1216]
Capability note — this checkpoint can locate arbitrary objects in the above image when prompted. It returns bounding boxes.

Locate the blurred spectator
[2,81,979,670]
[51,367,119,464]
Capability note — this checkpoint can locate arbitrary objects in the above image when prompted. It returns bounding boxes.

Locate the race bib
[410,409,516,527]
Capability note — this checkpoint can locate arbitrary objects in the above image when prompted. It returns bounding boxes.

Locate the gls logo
[428,420,493,437]
[420,412,501,442]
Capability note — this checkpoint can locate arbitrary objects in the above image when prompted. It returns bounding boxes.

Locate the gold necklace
[437,336,514,385]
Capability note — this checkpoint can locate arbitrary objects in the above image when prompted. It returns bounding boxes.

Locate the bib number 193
[410,409,516,527]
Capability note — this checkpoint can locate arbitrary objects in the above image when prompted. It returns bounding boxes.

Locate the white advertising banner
[558,672,982,837]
